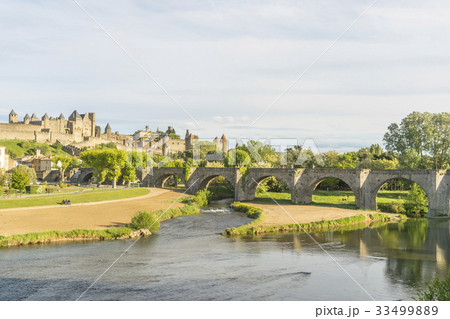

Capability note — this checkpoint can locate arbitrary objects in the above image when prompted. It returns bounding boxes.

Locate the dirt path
[0,188,188,236]
[249,201,370,227]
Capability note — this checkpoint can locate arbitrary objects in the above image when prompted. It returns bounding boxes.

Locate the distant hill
[0,139,71,158]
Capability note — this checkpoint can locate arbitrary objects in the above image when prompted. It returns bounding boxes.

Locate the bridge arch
[186,167,237,195]
[155,173,186,188]
[244,169,295,201]
[363,170,439,214]
[197,174,234,190]
[81,172,94,184]
[294,169,362,206]
[73,168,94,185]
[371,177,431,215]
[149,167,186,188]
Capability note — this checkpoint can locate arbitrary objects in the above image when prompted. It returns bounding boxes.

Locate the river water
[0,207,448,301]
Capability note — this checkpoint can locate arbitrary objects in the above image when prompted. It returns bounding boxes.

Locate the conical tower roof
[220,134,227,140]
[59,113,65,120]
[69,110,81,120]
[105,123,111,130]
[42,113,49,120]
[24,113,30,120]
[31,113,38,119]
[9,109,17,116]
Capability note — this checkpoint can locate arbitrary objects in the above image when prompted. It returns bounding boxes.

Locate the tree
[321,150,340,168]
[0,170,7,193]
[52,156,72,182]
[12,164,36,183]
[10,164,35,191]
[224,149,251,167]
[383,112,449,169]
[104,149,127,188]
[398,149,422,169]
[405,183,428,216]
[240,141,280,167]
[428,113,450,169]
[80,150,109,187]
[11,170,30,191]
[122,164,137,187]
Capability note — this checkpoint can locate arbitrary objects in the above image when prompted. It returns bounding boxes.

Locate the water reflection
[234,219,449,288]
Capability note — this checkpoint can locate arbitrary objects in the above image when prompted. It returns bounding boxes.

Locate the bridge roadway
[142,167,450,217]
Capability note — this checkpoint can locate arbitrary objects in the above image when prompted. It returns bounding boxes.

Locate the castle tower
[9,109,18,123]
[58,113,65,133]
[31,113,38,121]
[23,113,30,125]
[167,126,175,134]
[213,136,220,151]
[105,123,111,139]
[162,133,170,156]
[41,113,49,128]
[185,129,194,151]
[220,134,228,153]
[88,112,96,137]
[68,110,82,135]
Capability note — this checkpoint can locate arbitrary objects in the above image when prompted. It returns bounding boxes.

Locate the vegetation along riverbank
[223,202,407,236]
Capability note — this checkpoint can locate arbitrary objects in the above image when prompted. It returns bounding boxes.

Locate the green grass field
[254,190,410,210]
[0,188,150,209]
[0,139,70,157]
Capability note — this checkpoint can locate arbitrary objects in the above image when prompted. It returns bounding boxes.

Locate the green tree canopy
[384,112,449,169]
[52,156,72,182]
[10,164,36,190]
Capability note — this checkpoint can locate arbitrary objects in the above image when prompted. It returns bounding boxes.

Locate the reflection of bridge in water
[142,167,450,217]
[257,219,449,288]
[356,219,449,286]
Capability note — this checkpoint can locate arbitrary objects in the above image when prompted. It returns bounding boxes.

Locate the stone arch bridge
[143,167,449,217]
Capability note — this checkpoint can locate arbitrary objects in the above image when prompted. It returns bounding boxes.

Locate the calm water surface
[0,208,448,301]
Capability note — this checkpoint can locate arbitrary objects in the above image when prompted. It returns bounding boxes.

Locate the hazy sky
[1,0,449,152]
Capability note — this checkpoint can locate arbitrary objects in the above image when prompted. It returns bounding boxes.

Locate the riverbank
[223,202,407,235]
[0,188,186,236]
[0,190,209,247]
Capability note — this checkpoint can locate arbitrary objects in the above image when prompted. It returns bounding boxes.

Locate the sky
[0,0,449,153]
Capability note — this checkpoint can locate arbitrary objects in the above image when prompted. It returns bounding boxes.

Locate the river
[0,207,448,301]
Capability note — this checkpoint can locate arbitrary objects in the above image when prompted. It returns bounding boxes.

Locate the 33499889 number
[376,305,438,316]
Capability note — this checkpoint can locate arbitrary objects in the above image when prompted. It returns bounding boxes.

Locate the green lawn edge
[0,187,150,209]
[223,201,408,236]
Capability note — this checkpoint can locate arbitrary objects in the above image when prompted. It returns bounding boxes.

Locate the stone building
[1,109,133,149]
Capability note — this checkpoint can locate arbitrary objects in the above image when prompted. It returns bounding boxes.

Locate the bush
[416,274,450,301]
[129,211,160,231]
[187,189,211,207]
[26,185,44,194]
[406,184,428,214]
[257,176,289,193]
[378,202,406,214]
[10,170,30,191]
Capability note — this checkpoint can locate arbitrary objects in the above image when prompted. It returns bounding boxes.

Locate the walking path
[0,188,187,236]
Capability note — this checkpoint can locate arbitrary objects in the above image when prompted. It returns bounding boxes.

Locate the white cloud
[0,0,449,151]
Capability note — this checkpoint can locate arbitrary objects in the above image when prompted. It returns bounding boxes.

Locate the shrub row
[0,227,134,247]
[378,202,426,218]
